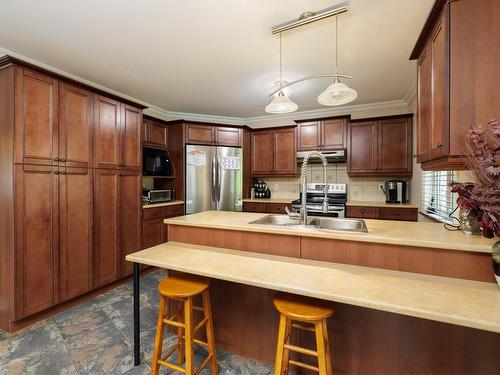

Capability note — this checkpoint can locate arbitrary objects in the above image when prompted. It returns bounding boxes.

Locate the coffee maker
[382,180,409,204]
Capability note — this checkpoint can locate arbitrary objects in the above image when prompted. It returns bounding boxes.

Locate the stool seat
[273,293,334,322]
[158,274,210,298]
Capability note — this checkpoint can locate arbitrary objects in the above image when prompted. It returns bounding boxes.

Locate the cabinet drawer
[347,206,379,219]
[380,207,418,221]
[267,203,291,214]
[143,204,184,220]
[243,202,268,213]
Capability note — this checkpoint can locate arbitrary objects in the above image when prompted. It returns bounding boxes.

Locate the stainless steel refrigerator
[185,145,243,214]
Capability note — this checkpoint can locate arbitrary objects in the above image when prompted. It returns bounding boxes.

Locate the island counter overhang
[160,211,500,374]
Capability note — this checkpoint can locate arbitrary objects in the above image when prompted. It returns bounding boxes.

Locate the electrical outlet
[378,184,384,192]
[273,183,279,191]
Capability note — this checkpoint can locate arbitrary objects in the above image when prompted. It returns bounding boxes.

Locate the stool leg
[184,296,194,375]
[274,313,288,375]
[322,320,333,375]
[151,296,166,375]
[281,318,292,375]
[202,290,218,375]
[177,301,185,366]
[315,321,328,375]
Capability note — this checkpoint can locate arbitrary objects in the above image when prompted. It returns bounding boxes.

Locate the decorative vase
[493,241,500,289]
[459,208,481,236]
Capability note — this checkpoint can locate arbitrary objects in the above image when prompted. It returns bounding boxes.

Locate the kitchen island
[132,211,500,374]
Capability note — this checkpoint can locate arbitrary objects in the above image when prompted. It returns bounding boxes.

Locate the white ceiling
[0,0,433,118]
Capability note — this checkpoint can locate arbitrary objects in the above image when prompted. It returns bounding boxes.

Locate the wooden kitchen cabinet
[251,127,296,176]
[14,68,59,166]
[296,117,348,151]
[143,204,185,248]
[411,0,500,170]
[346,205,418,222]
[186,123,215,145]
[243,202,268,213]
[59,167,93,302]
[14,165,58,319]
[346,206,379,219]
[144,117,168,149]
[59,83,93,169]
[348,115,412,176]
[121,105,142,171]
[243,202,292,214]
[216,126,242,147]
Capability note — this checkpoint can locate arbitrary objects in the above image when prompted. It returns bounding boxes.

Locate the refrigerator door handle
[211,156,217,204]
[216,156,222,202]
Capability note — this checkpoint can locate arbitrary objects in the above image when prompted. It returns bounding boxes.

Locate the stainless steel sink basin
[308,217,368,233]
[249,215,368,233]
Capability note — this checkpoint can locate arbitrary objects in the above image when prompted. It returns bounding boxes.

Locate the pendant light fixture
[265,3,357,113]
[317,15,357,106]
[265,33,298,114]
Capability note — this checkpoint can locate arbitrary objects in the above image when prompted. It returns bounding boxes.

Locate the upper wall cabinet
[296,117,348,151]
[410,0,500,170]
[144,117,168,149]
[251,127,296,176]
[93,95,142,170]
[184,122,243,147]
[347,115,413,177]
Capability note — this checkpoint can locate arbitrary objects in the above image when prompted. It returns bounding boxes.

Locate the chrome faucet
[298,151,329,225]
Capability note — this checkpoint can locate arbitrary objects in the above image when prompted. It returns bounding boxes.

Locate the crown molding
[144,106,246,126]
[245,99,410,128]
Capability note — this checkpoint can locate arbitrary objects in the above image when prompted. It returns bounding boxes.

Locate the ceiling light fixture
[265,33,298,114]
[265,2,357,113]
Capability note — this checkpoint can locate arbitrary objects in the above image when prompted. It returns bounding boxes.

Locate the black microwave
[143,148,173,176]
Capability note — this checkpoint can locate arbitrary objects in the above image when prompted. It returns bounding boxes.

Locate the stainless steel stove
[291,183,347,218]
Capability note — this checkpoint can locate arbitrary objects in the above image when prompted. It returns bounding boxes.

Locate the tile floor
[0,270,274,375]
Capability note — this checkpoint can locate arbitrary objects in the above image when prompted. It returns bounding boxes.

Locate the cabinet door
[251,131,274,175]
[145,119,168,148]
[379,207,418,222]
[94,169,120,287]
[417,45,431,162]
[428,10,449,160]
[119,170,142,276]
[59,83,93,168]
[14,165,58,319]
[14,68,58,166]
[59,167,93,302]
[243,202,268,213]
[378,118,412,175]
[322,119,346,150]
[347,122,378,175]
[297,121,320,151]
[121,105,142,170]
[274,128,296,175]
[346,206,379,219]
[267,203,292,214]
[93,95,121,169]
[186,124,215,145]
[216,126,242,147]
[143,219,165,249]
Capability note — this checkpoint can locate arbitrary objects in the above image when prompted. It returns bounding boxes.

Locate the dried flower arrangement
[450,119,500,238]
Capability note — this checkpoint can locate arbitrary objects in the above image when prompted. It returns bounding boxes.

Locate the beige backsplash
[260,164,410,202]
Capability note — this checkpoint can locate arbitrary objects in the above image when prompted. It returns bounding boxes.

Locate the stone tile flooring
[0,270,274,375]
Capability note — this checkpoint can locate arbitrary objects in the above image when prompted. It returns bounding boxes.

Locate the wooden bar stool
[273,293,334,375]
[151,274,218,375]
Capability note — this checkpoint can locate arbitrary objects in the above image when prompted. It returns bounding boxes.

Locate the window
[421,171,457,223]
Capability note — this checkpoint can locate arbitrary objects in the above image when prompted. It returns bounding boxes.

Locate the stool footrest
[158,359,186,373]
[284,343,318,357]
[193,306,204,312]
[291,323,315,332]
[289,359,319,372]
[164,318,186,328]
[194,317,208,333]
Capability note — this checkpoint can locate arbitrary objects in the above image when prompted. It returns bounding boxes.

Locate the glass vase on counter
[459,208,481,236]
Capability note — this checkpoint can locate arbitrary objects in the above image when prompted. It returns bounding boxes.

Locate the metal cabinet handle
[53,157,60,162]
[54,170,60,174]
[436,143,444,149]
[59,158,66,162]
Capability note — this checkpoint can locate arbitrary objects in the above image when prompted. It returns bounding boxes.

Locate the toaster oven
[146,189,176,204]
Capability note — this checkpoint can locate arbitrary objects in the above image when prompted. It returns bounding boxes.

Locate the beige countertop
[143,200,184,209]
[242,198,294,204]
[126,242,500,334]
[347,201,418,209]
[164,211,494,253]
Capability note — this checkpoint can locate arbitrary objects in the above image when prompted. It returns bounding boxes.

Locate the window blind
[421,171,456,223]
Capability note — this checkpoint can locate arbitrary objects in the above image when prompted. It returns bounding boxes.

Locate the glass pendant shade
[265,91,298,114]
[317,79,358,106]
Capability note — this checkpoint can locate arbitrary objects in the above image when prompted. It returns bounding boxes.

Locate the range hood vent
[296,150,346,164]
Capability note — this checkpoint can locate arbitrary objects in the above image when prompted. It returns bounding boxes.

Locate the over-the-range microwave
[143,148,173,176]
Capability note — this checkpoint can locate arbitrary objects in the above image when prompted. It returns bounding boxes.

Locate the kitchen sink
[249,215,368,233]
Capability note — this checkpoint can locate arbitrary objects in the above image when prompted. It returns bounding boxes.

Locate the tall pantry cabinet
[0,56,143,331]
